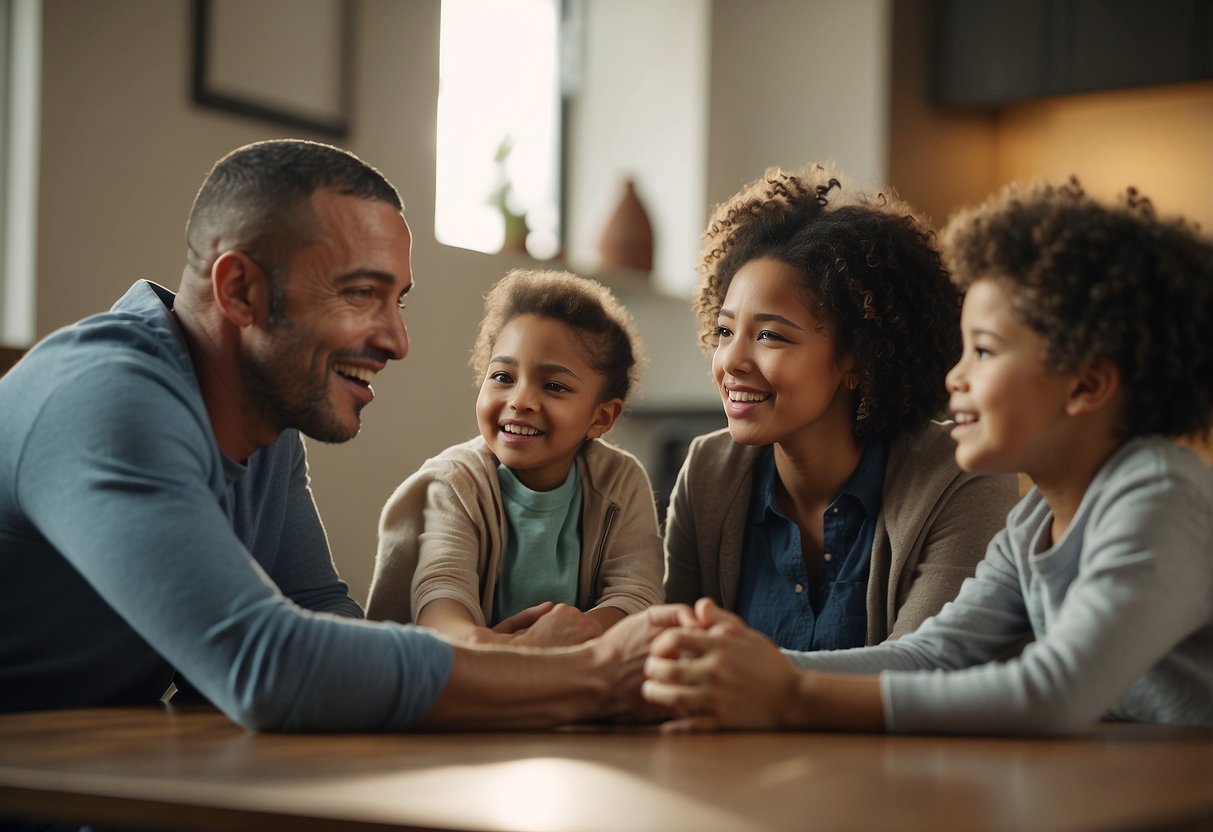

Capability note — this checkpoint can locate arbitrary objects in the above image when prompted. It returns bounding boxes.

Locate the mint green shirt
[492,463,583,623]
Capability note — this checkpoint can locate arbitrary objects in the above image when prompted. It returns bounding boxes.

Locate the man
[0,139,677,730]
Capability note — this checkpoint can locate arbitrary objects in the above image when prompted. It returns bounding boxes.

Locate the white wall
[706,0,891,204]
[565,0,711,296]
[567,0,896,291]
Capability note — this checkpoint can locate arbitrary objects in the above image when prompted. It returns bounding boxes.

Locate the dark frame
[190,0,352,138]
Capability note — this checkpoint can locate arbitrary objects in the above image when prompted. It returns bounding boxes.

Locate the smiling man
[0,139,683,732]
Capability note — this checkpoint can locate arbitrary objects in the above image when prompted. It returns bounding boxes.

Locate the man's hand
[464,601,555,644]
[469,603,607,647]
[512,603,602,647]
[489,601,554,634]
[590,603,698,719]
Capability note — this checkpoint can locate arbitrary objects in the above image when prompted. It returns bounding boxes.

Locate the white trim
[2,0,39,345]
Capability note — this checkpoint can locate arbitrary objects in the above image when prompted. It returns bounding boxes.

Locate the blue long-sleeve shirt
[0,280,452,730]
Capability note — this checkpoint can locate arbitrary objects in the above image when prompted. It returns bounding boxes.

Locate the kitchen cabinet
[933,0,1213,106]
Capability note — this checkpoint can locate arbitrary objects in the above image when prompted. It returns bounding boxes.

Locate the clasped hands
[463,596,803,730]
[599,598,801,731]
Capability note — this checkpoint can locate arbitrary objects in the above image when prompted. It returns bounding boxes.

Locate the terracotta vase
[598,178,653,272]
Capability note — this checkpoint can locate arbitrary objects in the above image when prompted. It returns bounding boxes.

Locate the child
[367,268,664,647]
[643,178,1213,734]
[664,163,1020,651]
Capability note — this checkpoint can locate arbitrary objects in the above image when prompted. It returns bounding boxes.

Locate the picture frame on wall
[190,0,351,138]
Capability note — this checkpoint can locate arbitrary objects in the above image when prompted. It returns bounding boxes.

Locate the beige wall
[37,0,504,602]
[887,0,998,230]
[39,0,246,335]
[36,0,1210,605]
[35,0,904,602]
[707,0,892,205]
[996,81,1213,231]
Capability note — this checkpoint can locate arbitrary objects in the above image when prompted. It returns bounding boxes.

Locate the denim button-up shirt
[736,441,887,651]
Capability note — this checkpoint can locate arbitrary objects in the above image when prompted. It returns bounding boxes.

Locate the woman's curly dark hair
[942,177,1213,440]
[695,163,960,441]
[471,268,646,403]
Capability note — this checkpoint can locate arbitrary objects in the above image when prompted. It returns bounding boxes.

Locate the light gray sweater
[788,437,1213,735]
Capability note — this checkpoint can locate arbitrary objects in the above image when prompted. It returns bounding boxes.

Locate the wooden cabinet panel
[933,0,1213,106]
[932,0,1050,106]
[1058,0,1202,93]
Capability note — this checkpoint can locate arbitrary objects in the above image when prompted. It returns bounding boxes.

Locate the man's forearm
[421,604,693,729]
[419,640,615,728]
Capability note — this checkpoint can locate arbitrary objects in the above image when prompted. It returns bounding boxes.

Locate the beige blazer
[368,436,664,626]
[663,422,1021,643]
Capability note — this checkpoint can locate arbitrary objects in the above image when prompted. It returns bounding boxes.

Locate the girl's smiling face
[711,257,856,449]
[476,314,621,491]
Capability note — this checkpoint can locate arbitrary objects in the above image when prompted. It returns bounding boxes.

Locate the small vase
[598,178,653,272]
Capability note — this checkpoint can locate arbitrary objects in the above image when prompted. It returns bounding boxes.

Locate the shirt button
[823,553,833,562]
[831,507,839,514]
[794,583,804,593]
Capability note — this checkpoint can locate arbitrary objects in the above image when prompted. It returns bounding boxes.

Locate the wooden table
[1,705,1210,832]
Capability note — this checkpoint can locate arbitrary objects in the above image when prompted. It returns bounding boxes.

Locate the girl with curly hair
[645,178,1213,735]
[662,163,1019,651]
[368,269,663,647]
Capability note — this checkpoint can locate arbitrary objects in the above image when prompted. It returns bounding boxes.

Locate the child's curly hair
[695,163,961,441]
[471,268,646,403]
[942,178,1213,440]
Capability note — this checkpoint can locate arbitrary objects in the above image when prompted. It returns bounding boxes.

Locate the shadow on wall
[611,408,727,526]
[0,347,26,377]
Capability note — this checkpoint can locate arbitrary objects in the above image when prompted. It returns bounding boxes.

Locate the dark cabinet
[933,0,1213,106]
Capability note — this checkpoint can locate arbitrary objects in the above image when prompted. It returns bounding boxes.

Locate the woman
[663,163,1019,649]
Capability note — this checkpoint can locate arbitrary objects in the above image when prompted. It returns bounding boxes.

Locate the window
[434,0,563,259]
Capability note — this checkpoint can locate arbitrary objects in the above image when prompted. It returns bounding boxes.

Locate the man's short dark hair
[185,139,403,285]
